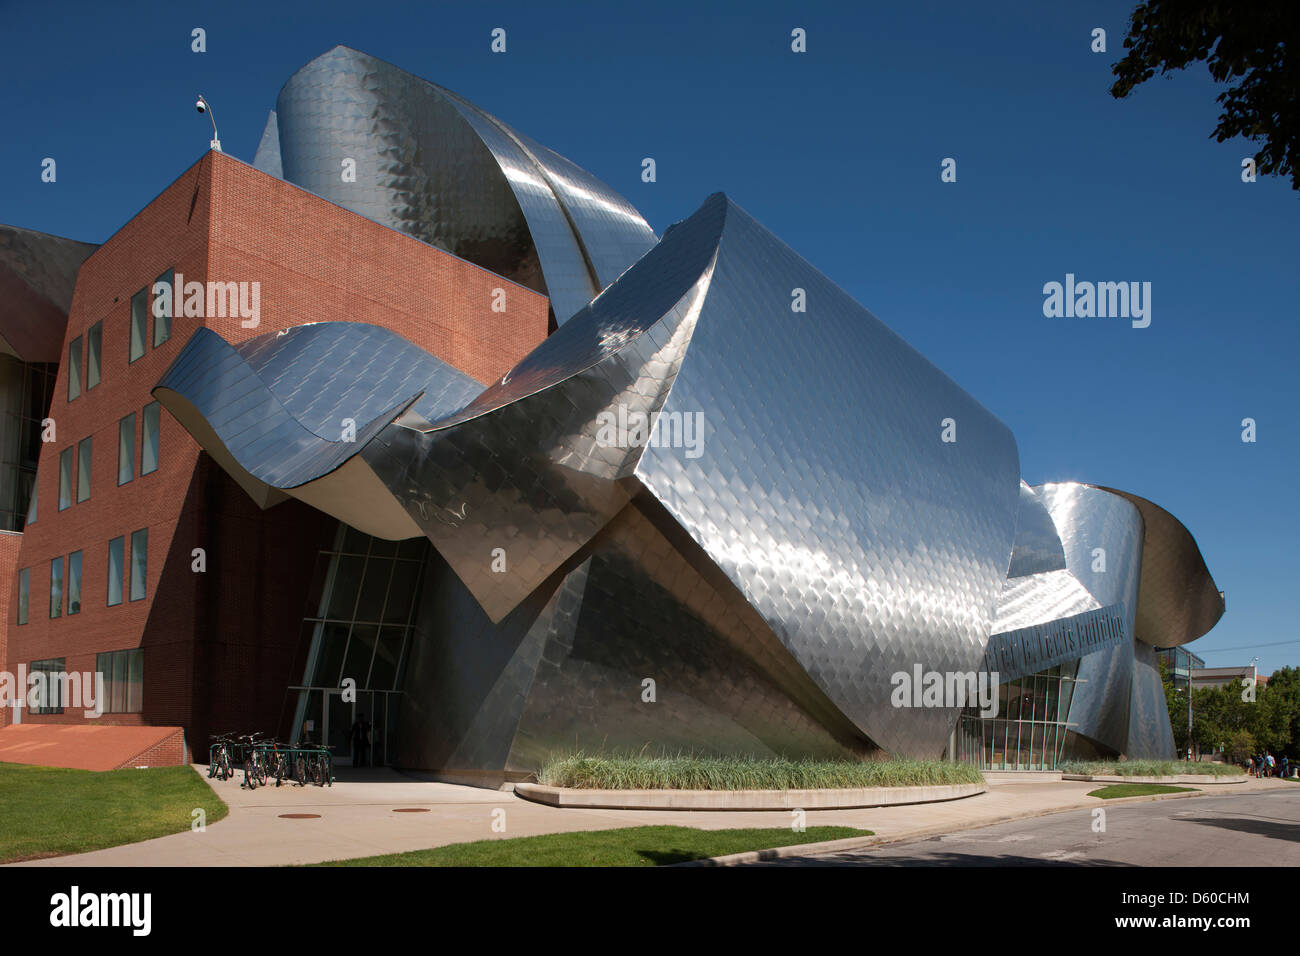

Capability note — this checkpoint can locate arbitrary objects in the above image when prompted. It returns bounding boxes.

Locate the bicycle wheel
[219,751,231,781]
[255,755,268,787]
[244,758,257,789]
[295,756,306,786]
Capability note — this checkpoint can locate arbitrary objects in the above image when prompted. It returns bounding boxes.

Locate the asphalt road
[752,788,1300,866]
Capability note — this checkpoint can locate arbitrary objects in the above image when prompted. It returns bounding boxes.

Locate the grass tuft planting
[1087,783,1198,799]
[1059,759,1243,778]
[311,825,871,867]
[536,752,983,790]
[0,762,228,863]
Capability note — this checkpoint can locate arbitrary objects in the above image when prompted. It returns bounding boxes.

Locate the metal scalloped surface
[272,45,656,324]
[1127,640,1176,759]
[1008,480,1067,578]
[1098,486,1225,648]
[1034,482,1144,755]
[633,197,1023,757]
[153,323,482,489]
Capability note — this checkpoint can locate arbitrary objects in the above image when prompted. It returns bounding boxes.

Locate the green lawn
[1087,784,1198,799]
[311,825,871,867]
[538,752,983,790]
[0,762,228,863]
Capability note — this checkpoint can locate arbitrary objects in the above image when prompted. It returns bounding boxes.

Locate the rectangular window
[67,337,82,401]
[107,536,124,606]
[129,528,148,602]
[141,402,160,475]
[129,289,147,362]
[96,649,144,714]
[153,269,173,347]
[87,321,102,389]
[49,555,63,619]
[67,550,82,615]
[17,568,28,625]
[77,435,92,503]
[118,413,135,485]
[25,482,35,525]
[29,658,66,715]
[58,447,72,510]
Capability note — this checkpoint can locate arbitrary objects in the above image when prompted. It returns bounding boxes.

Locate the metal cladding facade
[149,48,1223,776]
[0,224,98,362]
[260,45,657,326]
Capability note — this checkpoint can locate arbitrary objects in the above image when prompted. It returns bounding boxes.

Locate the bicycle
[293,741,332,787]
[209,733,236,781]
[238,733,266,789]
[264,741,290,787]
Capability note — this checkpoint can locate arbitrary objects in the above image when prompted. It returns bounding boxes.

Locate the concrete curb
[514,781,987,811]
[1061,773,1247,785]
[679,786,1227,866]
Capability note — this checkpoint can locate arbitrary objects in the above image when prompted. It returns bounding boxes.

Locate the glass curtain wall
[951,663,1081,770]
[289,524,428,766]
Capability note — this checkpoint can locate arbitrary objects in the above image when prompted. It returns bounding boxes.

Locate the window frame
[107,535,124,607]
[29,657,66,715]
[96,649,144,714]
[129,528,148,603]
[76,435,92,503]
[49,554,63,619]
[129,288,147,363]
[141,401,160,476]
[86,320,103,390]
[153,268,173,348]
[117,413,136,486]
[17,567,29,625]
[67,550,82,616]
[67,336,82,401]
[57,446,73,511]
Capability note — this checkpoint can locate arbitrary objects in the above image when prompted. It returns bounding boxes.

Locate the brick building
[0,151,547,758]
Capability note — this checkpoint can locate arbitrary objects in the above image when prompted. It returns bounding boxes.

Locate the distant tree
[1110,1,1300,190]
[1225,729,1256,764]
[1266,666,1300,756]
[1159,658,1191,752]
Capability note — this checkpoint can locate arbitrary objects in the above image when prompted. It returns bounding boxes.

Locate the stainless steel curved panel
[0,223,98,362]
[1098,486,1226,648]
[1127,640,1176,759]
[252,110,282,179]
[504,501,875,768]
[634,197,1023,757]
[362,254,716,621]
[153,323,483,490]
[1035,482,1143,755]
[1008,480,1067,578]
[272,46,656,324]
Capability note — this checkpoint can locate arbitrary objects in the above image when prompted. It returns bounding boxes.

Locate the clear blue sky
[2,0,1296,672]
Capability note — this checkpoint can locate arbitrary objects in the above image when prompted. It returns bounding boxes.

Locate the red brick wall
[207,154,548,381]
[4,151,550,747]
[0,530,21,727]
[114,727,188,769]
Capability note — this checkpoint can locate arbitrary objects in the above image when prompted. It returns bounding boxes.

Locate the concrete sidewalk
[13,767,1294,867]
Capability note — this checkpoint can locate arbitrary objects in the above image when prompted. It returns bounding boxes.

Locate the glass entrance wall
[289,524,429,764]
[951,663,1081,771]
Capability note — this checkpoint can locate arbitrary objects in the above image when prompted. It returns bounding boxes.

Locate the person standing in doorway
[349,713,372,768]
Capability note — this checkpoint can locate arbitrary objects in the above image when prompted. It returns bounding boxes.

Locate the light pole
[195,95,221,152]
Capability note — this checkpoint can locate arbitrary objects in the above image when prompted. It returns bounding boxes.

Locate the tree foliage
[1111,1,1300,189]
